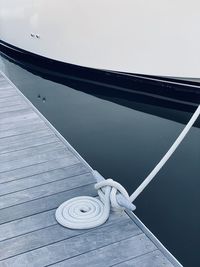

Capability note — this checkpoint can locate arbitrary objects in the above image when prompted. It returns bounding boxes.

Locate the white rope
[56,105,200,229]
[130,104,200,202]
[55,179,131,229]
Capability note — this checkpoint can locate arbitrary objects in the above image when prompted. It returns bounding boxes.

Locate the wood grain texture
[0,142,64,163]
[0,103,29,114]
[0,116,44,131]
[0,90,18,99]
[0,111,40,126]
[0,163,88,195]
[0,121,46,139]
[0,173,93,209]
[0,157,80,184]
[113,250,174,267]
[0,184,96,225]
[0,220,143,267]
[0,147,74,174]
[48,235,157,267]
[0,212,130,261]
[0,97,26,108]
[0,129,57,154]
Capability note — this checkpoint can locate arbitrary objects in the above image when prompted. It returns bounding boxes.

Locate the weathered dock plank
[0,184,96,225]
[0,107,33,120]
[0,71,182,267]
[0,220,144,267]
[0,212,130,261]
[0,173,92,209]
[114,250,174,267]
[0,130,57,154]
[0,103,29,114]
[0,157,81,184]
[0,117,44,133]
[0,111,40,126]
[0,90,18,99]
[0,163,89,195]
[0,147,74,174]
[0,97,26,107]
[0,121,46,138]
[45,235,157,267]
[0,142,64,163]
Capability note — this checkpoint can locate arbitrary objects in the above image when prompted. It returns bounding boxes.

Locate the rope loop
[55,178,132,229]
[95,178,130,211]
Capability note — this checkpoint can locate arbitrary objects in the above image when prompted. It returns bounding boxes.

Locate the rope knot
[95,178,131,211]
[55,177,135,229]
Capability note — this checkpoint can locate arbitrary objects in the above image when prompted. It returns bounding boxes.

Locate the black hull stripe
[0,39,200,104]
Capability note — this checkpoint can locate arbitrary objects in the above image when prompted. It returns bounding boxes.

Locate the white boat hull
[0,0,200,79]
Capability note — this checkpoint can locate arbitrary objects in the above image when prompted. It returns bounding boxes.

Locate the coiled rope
[55,179,131,229]
[56,105,200,229]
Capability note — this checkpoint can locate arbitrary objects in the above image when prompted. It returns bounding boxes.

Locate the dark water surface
[0,55,200,266]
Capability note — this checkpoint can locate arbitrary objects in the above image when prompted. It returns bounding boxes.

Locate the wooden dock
[0,71,182,267]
